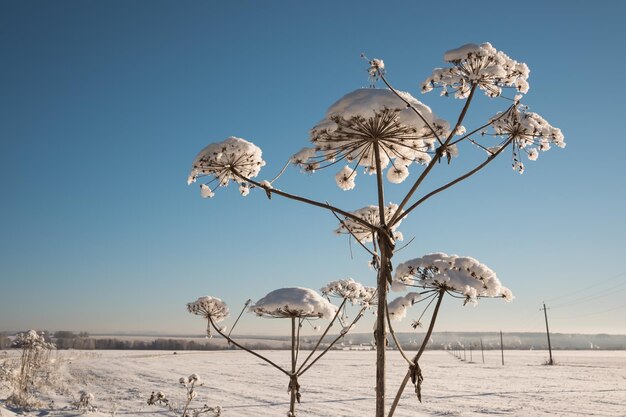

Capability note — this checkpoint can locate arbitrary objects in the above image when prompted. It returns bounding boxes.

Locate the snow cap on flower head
[394,252,513,305]
[187,296,230,322]
[387,292,422,321]
[321,278,375,305]
[293,88,450,188]
[422,42,530,99]
[250,287,337,319]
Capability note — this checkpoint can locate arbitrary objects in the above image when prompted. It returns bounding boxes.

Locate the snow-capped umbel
[250,287,337,319]
[387,292,422,321]
[335,203,404,243]
[422,42,530,98]
[187,296,230,322]
[393,253,513,305]
[187,136,266,198]
[293,89,450,188]
[490,106,565,174]
[320,278,376,305]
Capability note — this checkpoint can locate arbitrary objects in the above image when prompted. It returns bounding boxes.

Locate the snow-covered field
[1,349,625,416]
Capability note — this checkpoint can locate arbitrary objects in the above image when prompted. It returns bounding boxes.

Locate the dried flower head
[320,278,375,305]
[293,89,449,188]
[188,136,266,198]
[394,253,513,305]
[335,203,404,243]
[421,42,530,98]
[187,296,230,322]
[490,106,565,174]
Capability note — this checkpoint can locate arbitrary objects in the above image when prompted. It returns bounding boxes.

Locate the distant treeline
[2,331,626,351]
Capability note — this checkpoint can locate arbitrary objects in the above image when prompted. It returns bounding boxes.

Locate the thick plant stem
[387,290,445,417]
[375,260,388,417]
[289,317,297,416]
[373,141,389,417]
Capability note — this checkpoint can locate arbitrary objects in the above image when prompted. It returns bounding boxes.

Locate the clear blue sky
[1,0,625,337]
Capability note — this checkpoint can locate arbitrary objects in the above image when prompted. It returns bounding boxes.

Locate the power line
[550,282,626,309]
[544,271,626,303]
[552,302,626,319]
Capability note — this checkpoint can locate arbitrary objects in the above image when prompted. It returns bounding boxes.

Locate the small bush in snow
[5,330,55,408]
[147,374,221,417]
[73,390,96,412]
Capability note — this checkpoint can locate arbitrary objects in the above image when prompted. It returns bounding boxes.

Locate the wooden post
[480,338,485,364]
[500,330,504,366]
[541,303,554,365]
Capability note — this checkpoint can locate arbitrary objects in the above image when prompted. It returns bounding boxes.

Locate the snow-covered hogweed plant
[187,42,564,417]
[187,283,387,416]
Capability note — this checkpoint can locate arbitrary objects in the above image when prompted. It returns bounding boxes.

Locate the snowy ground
[1,349,625,416]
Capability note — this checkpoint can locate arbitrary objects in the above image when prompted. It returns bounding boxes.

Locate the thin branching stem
[209,317,289,376]
[227,299,251,342]
[378,71,443,146]
[395,135,514,223]
[329,206,376,257]
[448,105,514,146]
[388,83,479,226]
[445,84,477,143]
[298,304,369,376]
[230,168,374,229]
[385,307,413,366]
[296,298,347,374]
[388,290,445,417]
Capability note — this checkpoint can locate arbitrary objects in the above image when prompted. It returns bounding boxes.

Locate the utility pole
[499,330,504,366]
[480,338,485,364]
[541,302,554,365]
